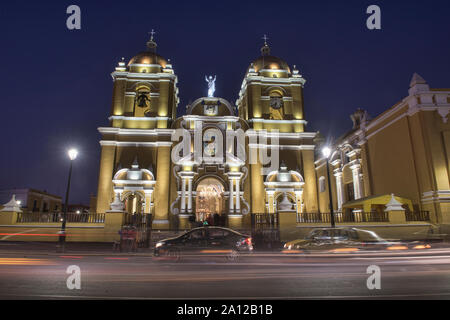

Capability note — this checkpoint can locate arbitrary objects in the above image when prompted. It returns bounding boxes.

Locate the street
[0,248,450,299]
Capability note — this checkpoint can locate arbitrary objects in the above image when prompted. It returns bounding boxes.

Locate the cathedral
[95,34,318,230]
[95,33,450,233]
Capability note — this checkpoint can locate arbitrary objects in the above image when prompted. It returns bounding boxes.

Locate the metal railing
[16,212,105,223]
[251,213,281,250]
[297,211,389,224]
[251,213,279,229]
[405,211,430,222]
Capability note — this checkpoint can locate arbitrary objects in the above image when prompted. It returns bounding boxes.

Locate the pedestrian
[213,213,219,226]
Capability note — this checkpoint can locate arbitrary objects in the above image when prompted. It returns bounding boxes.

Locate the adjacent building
[0,188,62,214]
[316,74,450,224]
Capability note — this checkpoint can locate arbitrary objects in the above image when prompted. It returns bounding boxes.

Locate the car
[283,227,432,253]
[153,226,253,261]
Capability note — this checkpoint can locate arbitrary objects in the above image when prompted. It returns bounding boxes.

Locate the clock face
[270,97,283,110]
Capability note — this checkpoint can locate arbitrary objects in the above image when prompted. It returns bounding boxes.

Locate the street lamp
[59,148,78,251]
[322,146,336,228]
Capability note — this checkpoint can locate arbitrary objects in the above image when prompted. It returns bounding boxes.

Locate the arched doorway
[124,192,145,214]
[195,177,225,225]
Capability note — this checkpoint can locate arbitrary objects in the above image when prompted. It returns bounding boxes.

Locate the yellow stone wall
[96,145,116,214]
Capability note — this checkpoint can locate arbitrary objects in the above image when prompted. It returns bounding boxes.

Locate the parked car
[283,227,432,253]
[154,226,253,261]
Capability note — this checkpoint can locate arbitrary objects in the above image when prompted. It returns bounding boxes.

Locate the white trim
[99,141,173,147]
[248,143,315,150]
[421,190,450,203]
[258,69,290,74]
[98,127,174,136]
[112,180,156,185]
[182,115,240,122]
[246,131,316,139]
[249,119,307,125]
[108,116,171,122]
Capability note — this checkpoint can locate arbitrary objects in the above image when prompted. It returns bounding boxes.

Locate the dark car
[154,226,253,261]
[283,227,432,253]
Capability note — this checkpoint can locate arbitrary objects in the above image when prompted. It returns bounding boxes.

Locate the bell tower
[95,33,179,227]
[109,31,179,129]
[237,37,319,214]
[236,36,307,133]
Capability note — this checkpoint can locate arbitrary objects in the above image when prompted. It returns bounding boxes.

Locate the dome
[128,51,167,68]
[250,55,291,73]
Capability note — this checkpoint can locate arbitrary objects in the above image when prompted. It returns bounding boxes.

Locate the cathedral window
[346,183,355,201]
[269,92,284,120]
[319,176,326,193]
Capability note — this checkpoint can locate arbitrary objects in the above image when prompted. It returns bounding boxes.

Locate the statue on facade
[205,75,216,97]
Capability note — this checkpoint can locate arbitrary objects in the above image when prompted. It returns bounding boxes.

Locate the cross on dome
[261,34,271,56]
[146,29,158,51]
[148,29,156,41]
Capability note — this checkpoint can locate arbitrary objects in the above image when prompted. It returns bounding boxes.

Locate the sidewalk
[0,241,154,256]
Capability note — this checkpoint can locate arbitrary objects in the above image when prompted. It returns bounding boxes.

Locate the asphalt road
[1,249,450,300]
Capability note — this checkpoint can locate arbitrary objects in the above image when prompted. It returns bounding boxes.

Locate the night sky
[1,0,449,205]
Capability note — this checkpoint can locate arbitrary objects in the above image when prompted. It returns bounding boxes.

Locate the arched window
[319,176,326,193]
[269,91,284,120]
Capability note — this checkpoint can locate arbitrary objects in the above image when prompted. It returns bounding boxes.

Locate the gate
[251,213,281,251]
[122,213,153,248]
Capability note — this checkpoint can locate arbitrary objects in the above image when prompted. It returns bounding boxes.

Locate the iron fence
[251,213,281,250]
[121,213,152,248]
[297,211,389,223]
[16,212,105,223]
[405,211,430,222]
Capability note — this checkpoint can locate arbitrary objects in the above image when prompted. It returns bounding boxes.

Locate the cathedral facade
[95,35,450,232]
[95,35,318,230]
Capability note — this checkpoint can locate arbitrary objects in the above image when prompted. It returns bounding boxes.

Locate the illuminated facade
[95,36,317,230]
[315,73,450,224]
[95,35,450,231]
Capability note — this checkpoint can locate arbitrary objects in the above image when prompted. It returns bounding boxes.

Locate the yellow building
[95,35,317,230]
[95,35,449,233]
[0,188,62,214]
[315,73,450,225]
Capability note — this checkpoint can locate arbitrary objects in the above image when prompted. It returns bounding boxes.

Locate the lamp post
[322,147,336,228]
[58,148,78,251]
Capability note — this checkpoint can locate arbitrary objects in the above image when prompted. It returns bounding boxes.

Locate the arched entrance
[124,192,145,214]
[195,177,225,225]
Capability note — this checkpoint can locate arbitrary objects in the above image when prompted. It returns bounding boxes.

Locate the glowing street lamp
[322,146,336,228]
[68,148,78,161]
[59,148,78,251]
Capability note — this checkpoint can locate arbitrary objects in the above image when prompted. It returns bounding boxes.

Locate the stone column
[350,164,364,200]
[302,149,319,213]
[250,152,266,214]
[334,171,344,211]
[229,179,234,213]
[96,144,116,214]
[153,146,171,229]
[187,178,193,213]
[235,179,240,213]
[180,177,186,213]
[295,191,303,213]
[266,191,275,214]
